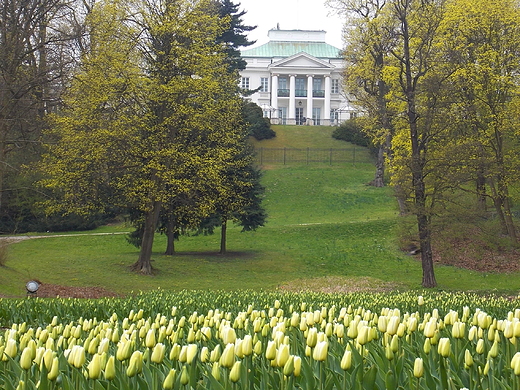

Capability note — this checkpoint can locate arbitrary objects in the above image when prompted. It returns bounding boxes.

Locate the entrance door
[279,107,287,124]
[313,108,321,125]
[295,107,304,125]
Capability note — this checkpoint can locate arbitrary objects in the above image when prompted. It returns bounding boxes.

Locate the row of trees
[1,0,267,273]
[329,0,520,286]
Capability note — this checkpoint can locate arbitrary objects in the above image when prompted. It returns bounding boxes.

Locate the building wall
[239,30,357,126]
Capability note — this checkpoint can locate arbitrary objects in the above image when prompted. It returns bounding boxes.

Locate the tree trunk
[401,9,436,288]
[165,206,175,255]
[369,145,385,187]
[498,178,517,242]
[220,218,227,254]
[476,167,486,212]
[132,201,161,274]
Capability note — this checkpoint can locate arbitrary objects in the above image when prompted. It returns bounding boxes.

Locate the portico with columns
[240,29,357,126]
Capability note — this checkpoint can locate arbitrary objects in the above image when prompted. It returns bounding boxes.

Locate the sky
[236,0,346,49]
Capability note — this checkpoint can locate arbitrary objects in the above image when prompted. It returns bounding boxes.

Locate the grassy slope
[1,126,519,296]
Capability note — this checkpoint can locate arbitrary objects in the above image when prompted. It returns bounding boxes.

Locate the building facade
[240,29,356,126]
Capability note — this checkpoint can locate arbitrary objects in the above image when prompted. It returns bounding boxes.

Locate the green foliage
[242,101,276,140]
[214,0,256,72]
[332,119,377,157]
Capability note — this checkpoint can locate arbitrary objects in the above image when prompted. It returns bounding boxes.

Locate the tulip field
[1,289,520,389]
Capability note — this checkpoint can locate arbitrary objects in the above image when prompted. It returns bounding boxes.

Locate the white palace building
[240,28,357,126]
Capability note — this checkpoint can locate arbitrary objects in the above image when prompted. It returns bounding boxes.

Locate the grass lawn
[1,126,519,296]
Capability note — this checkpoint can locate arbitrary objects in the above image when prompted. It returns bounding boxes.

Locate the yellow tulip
[464,349,474,368]
[283,355,295,376]
[306,328,317,348]
[313,340,328,362]
[163,369,176,390]
[220,343,235,368]
[211,362,221,381]
[5,338,17,359]
[276,344,290,367]
[357,326,370,346]
[145,329,156,348]
[47,357,60,381]
[230,361,241,382]
[438,338,451,358]
[180,365,189,385]
[186,344,198,364]
[87,354,102,380]
[265,341,277,361]
[488,340,498,359]
[104,356,116,381]
[340,350,352,370]
[126,351,143,377]
[151,343,166,364]
[413,358,424,378]
[20,347,33,370]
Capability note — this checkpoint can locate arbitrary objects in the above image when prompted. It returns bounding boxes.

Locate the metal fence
[254,147,373,165]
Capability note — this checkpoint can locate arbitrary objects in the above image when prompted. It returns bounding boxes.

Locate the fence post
[283,147,286,165]
[330,148,332,166]
[307,147,309,165]
[260,147,263,165]
[353,146,356,165]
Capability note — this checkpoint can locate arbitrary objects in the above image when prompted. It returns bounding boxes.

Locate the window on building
[331,79,340,94]
[260,77,269,92]
[241,77,250,89]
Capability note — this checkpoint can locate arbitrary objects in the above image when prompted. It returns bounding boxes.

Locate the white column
[324,75,331,126]
[289,75,296,124]
[271,74,278,119]
[307,75,313,125]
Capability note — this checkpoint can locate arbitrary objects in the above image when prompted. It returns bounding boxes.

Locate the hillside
[1,125,520,297]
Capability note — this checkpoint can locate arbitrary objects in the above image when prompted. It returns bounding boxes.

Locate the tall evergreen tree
[214,0,256,72]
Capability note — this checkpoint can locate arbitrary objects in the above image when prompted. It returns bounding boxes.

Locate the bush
[332,118,371,147]
[242,101,276,140]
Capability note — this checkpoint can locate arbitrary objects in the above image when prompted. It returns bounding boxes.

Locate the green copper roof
[241,41,342,59]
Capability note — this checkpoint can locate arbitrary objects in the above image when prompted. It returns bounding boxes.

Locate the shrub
[242,101,276,140]
[332,118,371,147]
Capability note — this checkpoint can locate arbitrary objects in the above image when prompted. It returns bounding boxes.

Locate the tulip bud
[211,362,221,380]
[151,343,166,364]
[250,341,260,357]
[306,328,317,348]
[414,358,424,378]
[87,354,102,380]
[241,335,253,356]
[313,341,328,362]
[104,356,116,381]
[230,361,241,382]
[163,369,176,390]
[464,349,474,368]
[423,320,436,338]
[387,316,400,336]
[47,357,60,381]
[283,355,295,376]
[265,341,277,361]
[438,338,451,358]
[220,343,235,368]
[423,338,431,354]
[180,365,189,385]
[418,296,424,306]
[276,344,290,367]
[126,351,143,377]
[186,344,198,364]
[19,347,33,370]
[357,326,370,346]
[488,340,498,359]
[145,329,156,348]
[5,338,17,359]
[341,350,352,370]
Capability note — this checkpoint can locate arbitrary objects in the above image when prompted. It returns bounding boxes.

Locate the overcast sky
[237,0,346,49]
